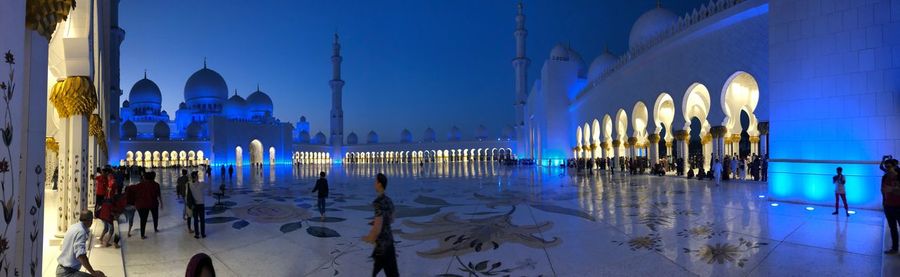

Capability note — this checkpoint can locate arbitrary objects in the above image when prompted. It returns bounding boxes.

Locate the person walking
[56,210,106,277]
[832,167,849,216]
[713,159,723,186]
[123,183,137,237]
[177,169,193,233]
[882,157,900,254]
[761,155,769,181]
[189,171,208,239]
[135,172,163,239]
[363,173,398,277]
[94,168,108,213]
[312,171,330,220]
[228,164,234,180]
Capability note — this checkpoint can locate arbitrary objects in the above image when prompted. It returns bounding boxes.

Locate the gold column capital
[612,140,621,147]
[50,76,98,118]
[758,122,769,135]
[45,137,59,154]
[25,0,76,40]
[648,134,660,144]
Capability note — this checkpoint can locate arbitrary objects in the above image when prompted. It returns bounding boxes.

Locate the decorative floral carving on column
[25,0,77,40]
[0,50,19,276]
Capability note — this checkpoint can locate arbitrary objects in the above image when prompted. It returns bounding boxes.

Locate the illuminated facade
[516,0,900,209]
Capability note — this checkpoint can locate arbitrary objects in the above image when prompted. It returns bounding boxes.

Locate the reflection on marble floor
[121,163,884,277]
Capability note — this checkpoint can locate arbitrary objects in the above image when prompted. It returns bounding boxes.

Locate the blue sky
[120,0,698,142]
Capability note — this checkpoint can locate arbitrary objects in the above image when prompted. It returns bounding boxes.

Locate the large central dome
[184,66,228,105]
[628,7,678,49]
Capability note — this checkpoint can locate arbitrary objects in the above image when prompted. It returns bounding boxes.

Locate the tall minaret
[330,33,345,158]
[512,2,530,157]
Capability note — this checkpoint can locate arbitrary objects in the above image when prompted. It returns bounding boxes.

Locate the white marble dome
[347,132,358,145]
[246,89,273,116]
[128,78,162,106]
[550,43,570,61]
[588,49,618,80]
[628,6,678,49]
[423,127,436,142]
[224,93,247,120]
[184,67,228,105]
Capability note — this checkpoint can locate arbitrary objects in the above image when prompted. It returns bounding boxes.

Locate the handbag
[186,184,196,209]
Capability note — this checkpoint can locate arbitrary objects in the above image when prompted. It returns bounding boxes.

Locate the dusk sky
[120,0,698,142]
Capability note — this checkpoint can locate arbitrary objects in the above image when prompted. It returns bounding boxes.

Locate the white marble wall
[768,0,900,209]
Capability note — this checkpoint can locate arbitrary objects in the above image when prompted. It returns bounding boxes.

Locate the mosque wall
[570,0,770,144]
[768,0,900,209]
[208,117,292,165]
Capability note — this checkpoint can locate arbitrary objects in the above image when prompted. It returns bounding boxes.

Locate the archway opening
[249,139,263,165]
[658,125,668,157]
[688,118,703,170]
[235,146,243,165]
[739,110,751,158]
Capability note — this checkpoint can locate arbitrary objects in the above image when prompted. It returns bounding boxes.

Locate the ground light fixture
[757,195,765,198]
[805,207,815,211]
[770,203,779,207]
[848,211,857,215]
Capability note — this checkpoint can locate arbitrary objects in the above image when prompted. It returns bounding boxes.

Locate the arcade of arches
[122,150,208,167]
[574,72,768,172]
[344,148,513,164]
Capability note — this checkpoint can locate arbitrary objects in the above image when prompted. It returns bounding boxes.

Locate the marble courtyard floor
[110,163,886,277]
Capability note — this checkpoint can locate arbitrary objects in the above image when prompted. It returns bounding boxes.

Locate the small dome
[186,121,202,139]
[567,47,587,77]
[628,7,678,49]
[347,132,358,145]
[588,49,618,80]
[314,132,327,145]
[224,93,247,120]
[128,78,162,105]
[299,116,307,122]
[367,131,379,144]
[549,43,569,61]
[400,129,413,143]
[184,67,228,105]
[246,89,273,117]
[448,126,462,141]
[122,100,130,107]
[475,125,488,140]
[153,121,170,140]
[423,128,436,142]
[121,120,137,139]
[298,131,310,144]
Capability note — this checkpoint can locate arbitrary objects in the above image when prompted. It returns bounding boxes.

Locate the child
[832,167,849,216]
[99,196,123,247]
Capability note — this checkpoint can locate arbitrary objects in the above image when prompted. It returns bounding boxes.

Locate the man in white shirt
[57,210,105,277]
[189,171,209,238]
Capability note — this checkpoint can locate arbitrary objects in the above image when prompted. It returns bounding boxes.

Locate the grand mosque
[0,0,898,275]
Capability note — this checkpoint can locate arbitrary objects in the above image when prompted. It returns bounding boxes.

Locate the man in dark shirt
[363,173,397,277]
[311,171,329,220]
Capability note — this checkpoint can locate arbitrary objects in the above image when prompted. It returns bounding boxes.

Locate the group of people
[568,153,770,183]
[57,165,166,277]
[59,165,401,277]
